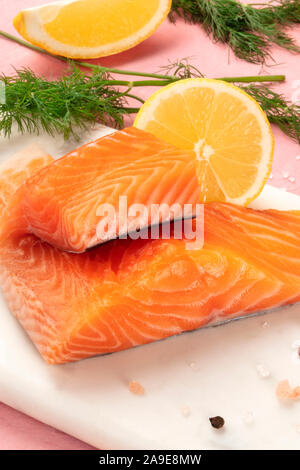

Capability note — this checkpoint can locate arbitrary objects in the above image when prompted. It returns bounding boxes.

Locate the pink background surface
[0,0,299,450]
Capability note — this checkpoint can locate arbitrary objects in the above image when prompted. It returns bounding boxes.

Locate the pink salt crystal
[129,381,145,396]
[276,380,300,402]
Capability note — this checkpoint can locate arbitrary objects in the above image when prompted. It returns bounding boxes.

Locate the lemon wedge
[14,0,171,59]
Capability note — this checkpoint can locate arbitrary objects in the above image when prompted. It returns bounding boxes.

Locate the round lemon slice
[13,0,171,59]
[134,78,274,206]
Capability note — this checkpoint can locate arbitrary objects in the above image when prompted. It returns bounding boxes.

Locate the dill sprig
[170,0,300,63]
[1,66,298,143]
[0,68,139,140]
[242,84,300,143]
[159,58,205,78]
[0,30,286,84]
[0,31,298,142]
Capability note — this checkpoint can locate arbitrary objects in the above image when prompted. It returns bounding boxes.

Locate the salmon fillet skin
[0,145,299,364]
[1,127,200,253]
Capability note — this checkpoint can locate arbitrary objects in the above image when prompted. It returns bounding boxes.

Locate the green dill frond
[242,84,300,143]
[0,63,298,143]
[171,0,300,64]
[159,58,205,78]
[0,68,137,140]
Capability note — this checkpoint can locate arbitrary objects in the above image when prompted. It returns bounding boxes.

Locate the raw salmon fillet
[0,147,299,364]
[2,127,200,253]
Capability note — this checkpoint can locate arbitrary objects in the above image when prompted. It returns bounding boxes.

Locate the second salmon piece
[4,127,199,253]
[0,146,299,365]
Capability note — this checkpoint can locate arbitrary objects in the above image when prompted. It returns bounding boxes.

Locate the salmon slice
[0,144,53,241]
[2,127,200,253]
[0,144,52,213]
[0,147,299,364]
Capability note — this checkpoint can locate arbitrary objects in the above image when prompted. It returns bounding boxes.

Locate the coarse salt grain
[129,381,145,396]
[180,406,191,417]
[291,340,300,364]
[283,171,289,179]
[261,321,269,328]
[187,361,199,371]
[291,340,300,350]
[296,156,300,161]
[242,411,254,425]
[289,176,296,183]
[292,340,300,348]
[256,363,270,378]
[269,173,273,180]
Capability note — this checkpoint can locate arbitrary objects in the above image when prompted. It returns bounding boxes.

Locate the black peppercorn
[209,416,225,429]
